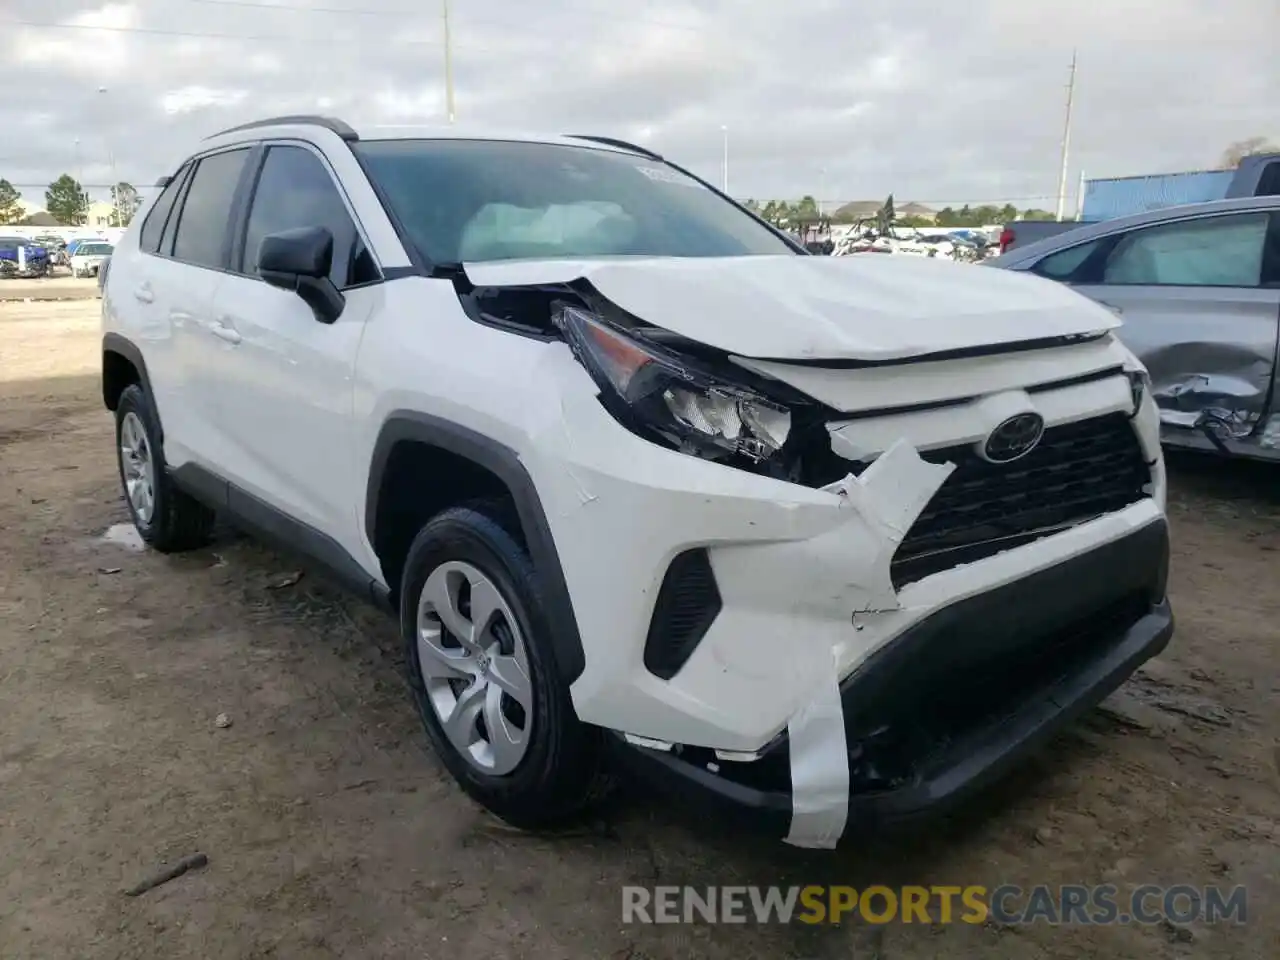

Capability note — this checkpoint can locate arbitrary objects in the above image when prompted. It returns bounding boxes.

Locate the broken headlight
[1126,368,1151,415]
[554,303,791,461]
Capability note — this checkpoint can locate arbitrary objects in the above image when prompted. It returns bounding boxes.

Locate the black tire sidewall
[400,507,597,825]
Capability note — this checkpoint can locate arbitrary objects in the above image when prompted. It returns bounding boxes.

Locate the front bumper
[534,342,1165,751]
[612,518,1173,839]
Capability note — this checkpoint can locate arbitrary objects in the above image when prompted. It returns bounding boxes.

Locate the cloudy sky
[1,0,1276,210]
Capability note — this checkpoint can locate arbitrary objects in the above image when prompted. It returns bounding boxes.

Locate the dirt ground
[0,274,101,302]
[1,299,1277,960]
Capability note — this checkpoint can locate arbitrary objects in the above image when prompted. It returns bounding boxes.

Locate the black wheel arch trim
[102,333,161,437]
[366,411,587,683]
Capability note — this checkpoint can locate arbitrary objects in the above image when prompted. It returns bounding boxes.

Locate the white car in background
[71,240,114,278]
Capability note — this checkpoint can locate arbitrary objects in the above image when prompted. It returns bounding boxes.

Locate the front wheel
[400,504,608,828]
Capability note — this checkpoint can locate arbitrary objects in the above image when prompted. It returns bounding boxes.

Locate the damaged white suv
[101,116,1172,848]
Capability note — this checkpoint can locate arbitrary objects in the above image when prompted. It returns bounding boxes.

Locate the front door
[204,142,382,558]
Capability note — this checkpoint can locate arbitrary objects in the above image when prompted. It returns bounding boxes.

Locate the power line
[186,0,712,33]
[1,15,445,46]
[4,0,713,48]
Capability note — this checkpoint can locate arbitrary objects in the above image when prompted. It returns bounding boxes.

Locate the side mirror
[258,226,345,324]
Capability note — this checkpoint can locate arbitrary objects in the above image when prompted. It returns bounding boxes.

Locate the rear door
[106,163,196,458]
[159,146,256,471]
[1032,210,1280,441]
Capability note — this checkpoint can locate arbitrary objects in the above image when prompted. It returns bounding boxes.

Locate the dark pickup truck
[998,152,1280,254]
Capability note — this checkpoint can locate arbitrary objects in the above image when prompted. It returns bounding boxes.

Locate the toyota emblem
[981,412,1045,463]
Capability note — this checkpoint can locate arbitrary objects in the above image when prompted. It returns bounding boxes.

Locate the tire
[114,383,215,553]
[400,503,608,828]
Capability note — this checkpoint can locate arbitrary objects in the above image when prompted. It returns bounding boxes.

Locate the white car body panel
[203,274,377,558]
[462,254,1119,361]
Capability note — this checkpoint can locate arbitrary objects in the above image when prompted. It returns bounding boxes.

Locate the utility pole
[720,125,729,194]
[442,0,456,123]
[1055,50,1077,222]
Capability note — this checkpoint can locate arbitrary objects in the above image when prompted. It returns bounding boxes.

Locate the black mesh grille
[644,549,723,680]
[889,413,1151,587]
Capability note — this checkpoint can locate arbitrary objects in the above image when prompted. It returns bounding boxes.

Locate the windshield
[79,243,112,255]
[353,139,796,263]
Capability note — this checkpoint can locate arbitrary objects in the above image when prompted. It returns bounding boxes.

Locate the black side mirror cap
[259,226,345,324]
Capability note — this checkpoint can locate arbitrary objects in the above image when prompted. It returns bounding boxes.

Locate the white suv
[102,116,1173,848]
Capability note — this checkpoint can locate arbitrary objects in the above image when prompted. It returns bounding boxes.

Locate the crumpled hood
[463,254,1120,361]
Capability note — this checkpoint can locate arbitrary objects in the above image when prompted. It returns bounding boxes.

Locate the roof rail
[566,135,663,161]
[203,115,359,142]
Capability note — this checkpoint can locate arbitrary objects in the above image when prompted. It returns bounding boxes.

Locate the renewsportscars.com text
[622,884,1248,926]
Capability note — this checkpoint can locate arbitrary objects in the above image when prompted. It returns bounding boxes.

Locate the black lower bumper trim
[612,518,1174,840]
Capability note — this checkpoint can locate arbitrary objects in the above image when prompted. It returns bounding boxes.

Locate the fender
[366,411,586,684]
[101,333,162,440]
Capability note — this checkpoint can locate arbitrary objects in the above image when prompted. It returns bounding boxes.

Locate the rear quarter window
[139,167,190,254]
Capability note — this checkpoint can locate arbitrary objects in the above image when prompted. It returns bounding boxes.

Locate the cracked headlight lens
[555,303,791,460]
[1126,367,1151,415]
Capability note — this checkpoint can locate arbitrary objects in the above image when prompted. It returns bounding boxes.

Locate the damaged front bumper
[612,518,1173,844]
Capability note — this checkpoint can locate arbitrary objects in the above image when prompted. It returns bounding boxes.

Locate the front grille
[889,412,1151,587]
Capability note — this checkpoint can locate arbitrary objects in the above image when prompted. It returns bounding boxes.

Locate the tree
[1220,137,1278,169]
[0,179,22,224]
[46,175,88,225]
[793,195,820,225]
[1021,208,1057,221]
[109,182,142,227]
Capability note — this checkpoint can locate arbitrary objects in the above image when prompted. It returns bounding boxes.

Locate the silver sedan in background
[987,196,1280,461]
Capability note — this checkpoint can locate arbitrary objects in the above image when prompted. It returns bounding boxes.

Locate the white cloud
[160,86,248,115]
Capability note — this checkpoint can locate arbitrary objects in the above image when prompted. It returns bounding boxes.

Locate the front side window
[171,148,251,269]
[240,145,377,288]
[1101,212,1269,287]
[353,138,794,264]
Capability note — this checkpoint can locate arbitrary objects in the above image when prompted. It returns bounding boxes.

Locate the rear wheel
[114,384,215,553]
[400,504,608,828]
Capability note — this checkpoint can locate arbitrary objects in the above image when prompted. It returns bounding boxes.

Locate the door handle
[134,284,154,304]
[209,320,242,345]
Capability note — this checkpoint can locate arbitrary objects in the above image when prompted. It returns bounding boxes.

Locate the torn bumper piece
[611,518,1173,844]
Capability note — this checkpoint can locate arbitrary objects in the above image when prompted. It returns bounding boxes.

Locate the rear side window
[138,167,189,254]
[1102,212,1268,287]
[171,148,251,270]
[239,145,377,288]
